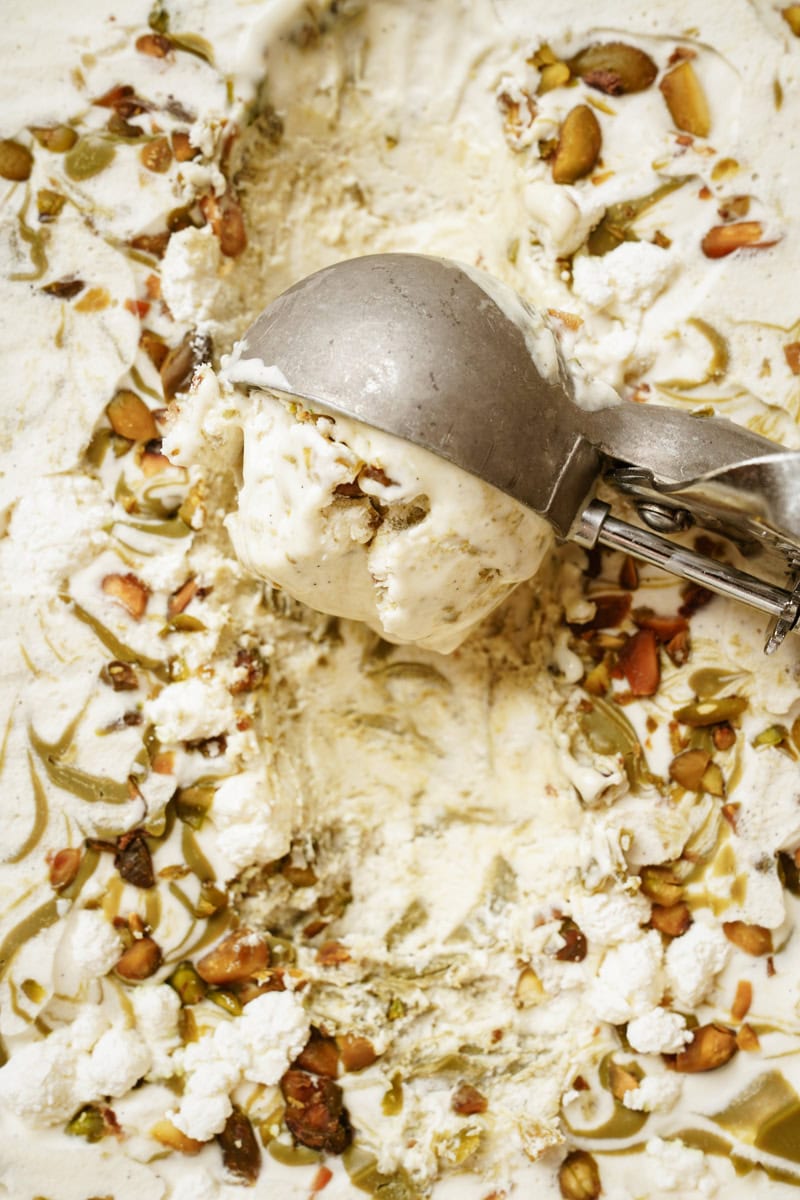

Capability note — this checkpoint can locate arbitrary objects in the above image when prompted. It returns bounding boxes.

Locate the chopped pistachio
[675,695,748,727]
[167,960,207,1005]
[559,1149,601,1200]
[671,1023,737,1073]
[723,920,773,956]
[208,988,243,1016]
[669,747,711,791]
[387,996,406,1020]
[30,124,78,152]
[36,189,66,222]
[568,42,657,94]
[217,1109,261,1184]
[640,865,683,907]
[552,105,601,184]
[66,1105,107,1142]
[0,139,33,181]
[660,61,711,137]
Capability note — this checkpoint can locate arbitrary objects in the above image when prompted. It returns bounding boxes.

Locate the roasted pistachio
[200,188,247,257]
[171,130,200,161]
[48,848,82,890]
[669,747,711,791]
[337,1034,377,1072]
[568,42,657,94]
[101,572,150,621]
[782,5,800,35]
[640,865,683,907]
[778,850,800,896]
[713,723,737,752]
[42,277,85,300]
[618,629,660,697]
[700,761,725,797]
[130,232,171,260]
[737,1023,760,1052]
[559,1149,601,1200]
[30,124,78,152]
[36,189,66,222]
[650,901,692,938]
[295,1027,340,1078]
[168,577,199,618]
[150,1118,203,1154]
[140,136,173,173]
[451,1082,488,1115]
[317,939,351,966]
[217,1109,261,1184]
[538,62,571,94]
[723,920,773,956]
[675,695,748,727]
[196,928,269,985]
[160,330,211,399]
[671,1023,737,1073]
[116,935,162,980]
[515,965,545,1007]
[115,831,155,889]
[281,1069,353,1154]
[101,660,139,691]
[731,979,753,1021]
[660,61,711,136]
[136,32,173,57]
[607,1060,642,1101]
[107,390,159,442]
[64,136,116,181]
[701,221,775,258]
[552,104,601,184]
[717,193,751,221]
[555,918,587,962]
[0,138,33,181]
[753,724,796,756]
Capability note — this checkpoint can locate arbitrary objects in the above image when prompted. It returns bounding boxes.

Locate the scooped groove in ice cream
[223,380,554,653]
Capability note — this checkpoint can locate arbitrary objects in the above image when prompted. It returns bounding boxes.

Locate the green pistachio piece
[167,960,207,1005]
[66,1105,107,1142]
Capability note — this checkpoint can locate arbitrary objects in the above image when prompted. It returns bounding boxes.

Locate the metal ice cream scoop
[234,253,800,652]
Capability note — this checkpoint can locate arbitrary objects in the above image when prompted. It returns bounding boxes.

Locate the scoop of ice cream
[224,386,553,653]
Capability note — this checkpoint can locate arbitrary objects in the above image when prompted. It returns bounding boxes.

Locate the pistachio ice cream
[2,1,800,1199]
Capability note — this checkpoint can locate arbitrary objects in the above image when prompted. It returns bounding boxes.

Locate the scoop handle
[574,500,800,653]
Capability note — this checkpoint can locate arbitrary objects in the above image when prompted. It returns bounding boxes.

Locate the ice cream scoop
[230,253,800,652]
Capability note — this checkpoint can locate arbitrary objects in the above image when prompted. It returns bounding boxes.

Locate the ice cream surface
[3,1,800,1199]
[223,384,554,653]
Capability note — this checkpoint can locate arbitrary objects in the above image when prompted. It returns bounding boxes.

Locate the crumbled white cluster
[65,908,124,982]
[644,1136,719,1196]
[146,677,237,744]
[627,1007,691,1055]
[568,886,650,946]
[665,921,730,1009]
[130,985,183,1080]
[212,769,292,872]
[623,1073,683,1114]
[588,931,664,1025]
[0,1010,151,1126]
[172,991,310,1141]
[223,388,554,654]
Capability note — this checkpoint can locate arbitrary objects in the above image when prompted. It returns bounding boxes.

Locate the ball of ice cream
[225,388,553,653]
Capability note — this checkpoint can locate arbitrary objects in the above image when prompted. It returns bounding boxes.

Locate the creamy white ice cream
[225,386,553,652]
